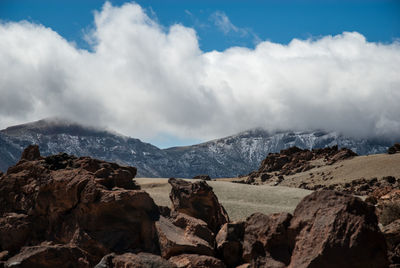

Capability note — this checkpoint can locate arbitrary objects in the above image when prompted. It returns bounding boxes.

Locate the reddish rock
[288,190,388,268]
[242,213,292,266]
[4,242,90,268]
[172,213,215,246]
[20,144,41,161]
[383,219,400,266]
[95,252,175,268]
[156,216,214,259]
[168,178,229,233]
[0,146,158,266]
[215,222,244,267]
[247,146,357,183]
[169,254,226,268]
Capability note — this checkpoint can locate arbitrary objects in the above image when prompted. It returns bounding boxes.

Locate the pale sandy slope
[278,153,400,188]
[135,178,311,221]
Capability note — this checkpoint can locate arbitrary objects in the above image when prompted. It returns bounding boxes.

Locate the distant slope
[0,119,392,177]
[0,119,168,177]
[163,129,390,178]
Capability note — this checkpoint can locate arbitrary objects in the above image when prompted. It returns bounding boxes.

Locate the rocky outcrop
[383,219,400,266]
[0,146,391,267]
[288,190,388,268]
[168,178,229,233]
[193,175,211,181]
[0,146,157,266]
[4,242,90,268]
[247,146,357,184]
[388,143,400,154]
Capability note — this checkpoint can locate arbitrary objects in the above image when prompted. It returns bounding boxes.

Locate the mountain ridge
[0,119,392,177]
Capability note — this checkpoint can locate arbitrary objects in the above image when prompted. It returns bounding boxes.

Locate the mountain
[0,119,169,177]
[0,119,392,177]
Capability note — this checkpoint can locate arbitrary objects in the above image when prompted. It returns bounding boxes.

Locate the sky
[0,0,399,148]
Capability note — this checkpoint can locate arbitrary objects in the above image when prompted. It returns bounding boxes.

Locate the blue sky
[0,1,399,148]
[1,0,399,51]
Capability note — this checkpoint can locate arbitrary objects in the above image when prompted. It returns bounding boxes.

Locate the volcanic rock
[193,175,211,180]
[156,216,214,259]
[4,242,90,268]
[388,143,400,154]
[242,213,292,267]
[383,219,400,266]
[247,146,357,184]
[172,213,215,246]
[0,146,158,265]
[168,178,229,233]
[288,190,388,268]
[215,221,245,267]
[95,252,176,268]
[169,254,226,268]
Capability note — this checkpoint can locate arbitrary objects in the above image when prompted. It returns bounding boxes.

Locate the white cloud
[0,2,400,142]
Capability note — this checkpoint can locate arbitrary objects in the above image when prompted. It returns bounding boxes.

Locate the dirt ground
[135,178,311,221]
[277,153,400,188]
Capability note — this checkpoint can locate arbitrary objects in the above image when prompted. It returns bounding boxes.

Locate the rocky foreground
[0,146,398,267]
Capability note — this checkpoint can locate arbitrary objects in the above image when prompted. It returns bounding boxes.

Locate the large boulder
[156,216,214,259]
[388,143,400,154]
[382,219,400,266]
[288,190,388,268]
[168,178,229,233]
[169,254,226,268]
[4,242,90,268]
[0,146,158,265]
[242,213,292,267]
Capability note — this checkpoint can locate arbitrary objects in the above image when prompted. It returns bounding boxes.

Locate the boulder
[95,252,175,268]
[172,213,215,246]
[4,242,90,268]
[215,222,245,267]
[193,175,211,181]
[169,254,226,268]
[388,143,400,154]
[242,213,292,266]
[156,216,214,259]
[168,178,229,233]
[383,219,400,265]
[288,190,388,268]
[0,146,158,265]
[20,144,41,161]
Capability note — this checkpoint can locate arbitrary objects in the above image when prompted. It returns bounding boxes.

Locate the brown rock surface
[0,146,158,265]
[172,213,215,246]
[156,216,214,259]
[215,222,244,267]
[288,190,388,268]
[247,145,357,184]
[383,219,400,266]
[242,212,292,267]
[95,252,176,268]
[168,178,229,233]
[193,175,211,180]
[4,242,90,268]
[169,254,226,268]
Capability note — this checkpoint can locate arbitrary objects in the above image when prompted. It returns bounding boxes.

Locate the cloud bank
[1,2,400,143]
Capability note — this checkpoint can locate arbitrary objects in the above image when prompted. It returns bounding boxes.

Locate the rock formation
[168,178,229,233]
[247,145,357,184]
[0,146,391,267]
[388,143,400,154]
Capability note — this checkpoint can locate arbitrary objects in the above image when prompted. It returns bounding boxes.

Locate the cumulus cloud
[0,1,400,143]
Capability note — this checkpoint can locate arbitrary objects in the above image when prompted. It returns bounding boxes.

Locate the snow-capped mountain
[0,119,392,178]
